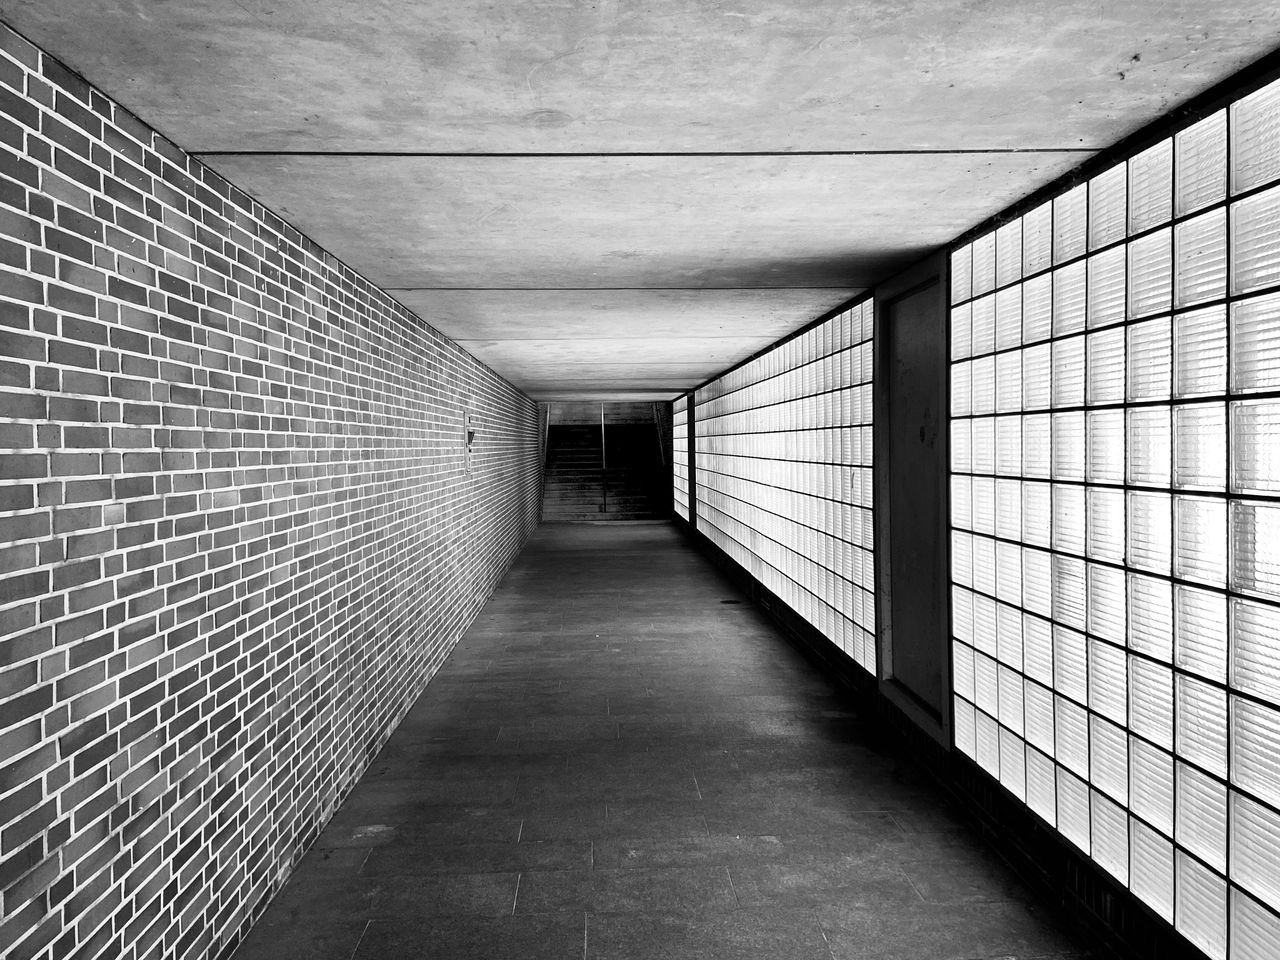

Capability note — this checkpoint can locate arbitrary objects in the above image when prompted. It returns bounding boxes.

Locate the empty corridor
[232,523,1089,960]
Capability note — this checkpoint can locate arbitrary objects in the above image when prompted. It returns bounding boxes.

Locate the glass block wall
[693,299,876,672]
[949,78,1280,960]
[673,395,690,520]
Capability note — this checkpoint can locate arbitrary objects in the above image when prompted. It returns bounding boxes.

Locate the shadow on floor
[232,522,1093,960]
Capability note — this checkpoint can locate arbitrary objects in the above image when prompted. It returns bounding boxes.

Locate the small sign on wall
[463,410,476,475]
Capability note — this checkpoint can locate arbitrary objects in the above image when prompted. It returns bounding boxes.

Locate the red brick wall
[0,22,541,960]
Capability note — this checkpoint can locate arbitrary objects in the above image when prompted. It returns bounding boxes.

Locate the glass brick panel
[1053,262,1087,336]
[1175,851,1227,960]
[1231,597,1280,706]
[1232,185,1280,295]
[1231,500,1280,599]
[1127,316,1171,401]
[1232,697,1280,810]
[1129,228,1173,318]
[1131,817,1175,922]
[1176,674,1229,778]
[1054,184,1087,264]
[997,219,1023,287]
[1174,305,1227,398]
[1176,110,1227,215]
[1023,202,1054,275]
[1087,327,1125,404]
[1231,792,1280,907]
[1176,763,1228,872]
[1232,399,1280,494]
[1130,139,1174,234]
[1173,403,1227,490]
[1023,273,1053,343]
[1232,77,1280,194]
[1231,293,1280,393]
[1174,208,1227,307]
[1090,163,1128,249]
[1088,247,1127,328]
[1232,887,1280,960]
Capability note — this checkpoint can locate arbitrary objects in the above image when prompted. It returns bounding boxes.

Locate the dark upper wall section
[0,23,540,960]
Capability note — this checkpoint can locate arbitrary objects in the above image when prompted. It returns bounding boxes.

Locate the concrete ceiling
[3,2,1279,400]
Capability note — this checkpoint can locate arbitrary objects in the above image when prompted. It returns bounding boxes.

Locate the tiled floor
[233,522,1090,960]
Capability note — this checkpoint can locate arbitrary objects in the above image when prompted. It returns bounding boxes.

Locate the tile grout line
[347,919,372,960]
[725,865,741,908]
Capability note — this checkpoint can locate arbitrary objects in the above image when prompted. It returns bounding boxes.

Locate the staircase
[541,424,665,521]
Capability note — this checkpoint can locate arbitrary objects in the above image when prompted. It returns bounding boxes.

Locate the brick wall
[0,21,541,960]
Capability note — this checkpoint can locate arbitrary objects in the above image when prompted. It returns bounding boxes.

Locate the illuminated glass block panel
[1054,184,1088,264]
[1093,790,1130,883]
[1175,208,1227,307]
[1091,714,1130,803]
[1174,305,1227,398]
[1231,400,1280,494]
[952,303,972,360]
[1176,763,1228,872]
[1090,164,1127,250]
[973,232,997,296]
[1176,111,1227,216]
[952,247,973,306]
[1232,697,1280,809]
[1126,408,1172,486]
[997,288,1023,352]
[1129,572,1174,661]
[1057,766,1091,852]
[1086,409,1125,483]
[1131,818,1175,922]
[1173,403,1227,490]
[1232,887,1280,960]
[1052,335,1085,407]
[1131,737,1175,835]
[1175,851,1227,960]
[1087,562,1126,641]
[1088,247,1127,328]
[1127,491,1172,573]
[1127,317,1171,401]
[1026,745,1057,825]
[1023,613,1053,685]
[1173,496,1227,585]
[949,80,1280,955]
[1130,139,1174,234]
[1088,637,1127,722]
[1024,273,1053,343]
[1230,293,1280,393]
[1086,488,1125,562]
[1230,500,1280,599]
[1231,185,1280,294]
[1023,202,1054,276]
[1232,77,1280,194]
[1128,228,1173,319]
[1052,414,1085,482]
[1131,656,1175,749]
[999,728,1027,800]
[1087,327,1125,404]
[1230,597,1280,705]
[1231,792,1280,907]
[1177,674,1229,778]
[1054,262,1087,336]
[1175,585,1228,681]
[997,219,1023,288]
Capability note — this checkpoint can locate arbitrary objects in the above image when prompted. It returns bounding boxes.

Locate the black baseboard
[672,514,1209,960]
